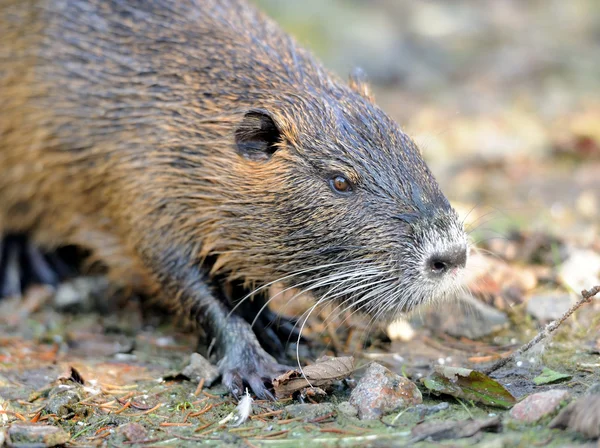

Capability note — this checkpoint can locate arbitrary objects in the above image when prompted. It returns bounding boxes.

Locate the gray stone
[509,389,571,423]
[285,403,335,421]
[45,387,83,418]
[181,353,219,387]
[526,293,572,322]
[7,423,70,447]
[349,363,422,420]
[416,294,508,339]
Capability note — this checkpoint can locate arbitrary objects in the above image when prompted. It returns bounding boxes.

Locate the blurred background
[257,0,600,245]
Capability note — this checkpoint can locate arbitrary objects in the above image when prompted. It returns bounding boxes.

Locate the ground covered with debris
[1,1,600,447]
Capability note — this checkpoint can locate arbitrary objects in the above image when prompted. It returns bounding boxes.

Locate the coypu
[0,0,468,398]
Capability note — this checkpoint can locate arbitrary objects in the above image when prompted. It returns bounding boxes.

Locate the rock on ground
[509,389,571,423]
[284,403,335,421]
[181,353,219,386]
[416,293,508,339]
[44,387,83,418]
[7,424,70,448]
[349,362,422,420]
[526,293,573,322]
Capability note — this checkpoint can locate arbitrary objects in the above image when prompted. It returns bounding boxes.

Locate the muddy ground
[1,1,600,447]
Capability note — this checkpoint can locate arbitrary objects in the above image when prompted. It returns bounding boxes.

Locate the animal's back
[0,0,322,265]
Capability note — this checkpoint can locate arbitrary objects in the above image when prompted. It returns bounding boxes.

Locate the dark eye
[329,175,353,195]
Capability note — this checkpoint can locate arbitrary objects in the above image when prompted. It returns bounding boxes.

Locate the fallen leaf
[533,367,572,385]
[422,366,516,409]
[273,356,354,399]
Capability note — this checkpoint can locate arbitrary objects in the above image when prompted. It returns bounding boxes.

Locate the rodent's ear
[235,109,282,161]
[348,67,374,102]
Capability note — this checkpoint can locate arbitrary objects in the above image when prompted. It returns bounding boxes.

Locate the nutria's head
[201,74,468,321]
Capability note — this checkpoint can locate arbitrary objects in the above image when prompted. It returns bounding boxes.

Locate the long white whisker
[320,274,396,327]
[250,265,382,328]
[226,259,369,319]
[294,275,363,386]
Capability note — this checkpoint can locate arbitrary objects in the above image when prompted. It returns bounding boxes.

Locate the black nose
[426,245,467,276]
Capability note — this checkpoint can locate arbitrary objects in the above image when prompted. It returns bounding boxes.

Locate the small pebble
[416,293,508,339]
[526,293,572,322]
[7,424,70,447]
[509,389,571,423]
[349,363,422,420]
[181,353,219,386]
[117,422,148,442]
[45,388,83,418]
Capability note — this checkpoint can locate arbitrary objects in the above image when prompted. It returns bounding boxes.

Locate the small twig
[484,286,599,375]
[126,403,163,417]
[583,286,600,300]
[319,428,360,435]
[122,438,166,445]
[277,417,301,424]
[250,409,283,420]
[202,390,220,399]
[113,400,132,414]
[0,410,27,421]
[307,412,336,423]
[194,421,215,433]
[194,378,205,396]
[252,429,289,439]
[189,403,214,418]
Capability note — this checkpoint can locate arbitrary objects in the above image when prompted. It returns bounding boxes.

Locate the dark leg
[256,305,304,346]
[0,236,22,298]
[23,240,60,285]
[189,284,290,399]
[0,233,76,299]
[135,240,292,399]
[222,282,304,362]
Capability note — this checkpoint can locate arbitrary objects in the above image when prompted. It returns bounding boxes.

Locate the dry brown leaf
[273,356,354,399]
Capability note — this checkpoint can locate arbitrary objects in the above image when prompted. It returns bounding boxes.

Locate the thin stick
[194,378,205,396]
[484,286,599,375]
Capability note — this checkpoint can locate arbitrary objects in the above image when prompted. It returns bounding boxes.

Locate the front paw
[219,341,291,400]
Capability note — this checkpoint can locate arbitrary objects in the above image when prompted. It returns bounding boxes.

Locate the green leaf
[533,367,572,385]
[422,366,516,409]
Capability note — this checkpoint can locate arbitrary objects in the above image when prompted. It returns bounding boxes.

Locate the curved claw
[222,370,278,400]
[219,342,291,400]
